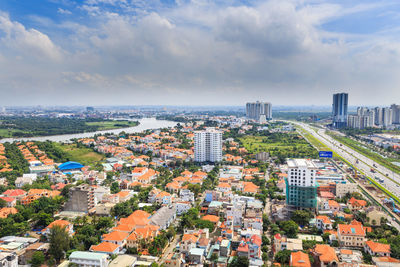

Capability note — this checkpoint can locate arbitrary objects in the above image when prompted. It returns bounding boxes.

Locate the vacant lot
[54,143,105,166]
[239,133,318,160]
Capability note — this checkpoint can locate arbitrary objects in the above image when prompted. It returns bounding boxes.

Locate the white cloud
[57,8,72,15]
[1,1,400,106]
[0,12,63,61]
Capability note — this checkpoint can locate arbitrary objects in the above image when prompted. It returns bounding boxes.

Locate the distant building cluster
[246,101,272,123]
[332,92,400,129]
[348,104,400,129]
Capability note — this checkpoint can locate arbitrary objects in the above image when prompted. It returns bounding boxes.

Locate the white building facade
[194,128,222,163]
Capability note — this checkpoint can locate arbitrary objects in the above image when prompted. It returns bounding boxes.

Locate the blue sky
[1,0,400,106]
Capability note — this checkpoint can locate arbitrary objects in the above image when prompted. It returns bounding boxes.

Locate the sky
[1,0,400,106]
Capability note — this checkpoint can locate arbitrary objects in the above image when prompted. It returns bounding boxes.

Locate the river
[0,118,177,143]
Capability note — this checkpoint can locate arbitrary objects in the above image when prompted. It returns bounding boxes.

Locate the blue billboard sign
[319,151,333,158]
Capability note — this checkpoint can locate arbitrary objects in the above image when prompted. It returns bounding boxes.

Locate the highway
[293,122,400,200]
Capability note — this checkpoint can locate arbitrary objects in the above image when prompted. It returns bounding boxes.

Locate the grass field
[0,129,26,138]
[239,133,318,159]
[54,143,105,166]
[86,120,138,130]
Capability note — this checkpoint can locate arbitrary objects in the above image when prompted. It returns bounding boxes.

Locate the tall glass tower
[332,93,348,128]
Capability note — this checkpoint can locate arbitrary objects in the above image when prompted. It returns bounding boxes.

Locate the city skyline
[1,0,400,106]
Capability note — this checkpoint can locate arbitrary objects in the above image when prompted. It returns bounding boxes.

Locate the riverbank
[0,118,177,143]
[0,117,139,139]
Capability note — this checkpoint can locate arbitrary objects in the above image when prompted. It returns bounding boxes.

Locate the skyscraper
[194,128,222,163]
[391,104,400,124]
[285,159,318,209]
[382,107,393,127]
[246,101,272,122]
[332,93,348,128]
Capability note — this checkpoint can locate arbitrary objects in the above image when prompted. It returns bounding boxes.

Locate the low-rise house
[102,231,129,247]
[109,254,137,267]
[312,244,339,267]
[69,251,109,267]
[180,189,195,203]
[0,197,16,207]
[126,225,159,249]
[188,248,204,264]
[114,190,133,203]
[0,252,18,267]
[348,197,367,212]
[327,200,340,213]
[90,242,120,255]
[2,189,27,201]
[150,205,176,230]
[338,224,366,247]
[372,256,400,267]
[176,202,191,215]
[15,177,33,188]
[273,234,303,253]
[155,191,172,205]
[42,220,74,237]
[364,241,391,257]
[180,234,199,254]
[338,249,363,264]
[290,251,311,267]
[315,216,333,230]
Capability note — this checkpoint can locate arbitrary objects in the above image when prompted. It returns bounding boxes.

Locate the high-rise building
[332,93,348,128]
[374,107,383,126]
[382,107,393,127]
[246,101,272,122]
[391,104,400,124]
[348,107,375,129]
[285,159,318,209]
[194,128,222,163]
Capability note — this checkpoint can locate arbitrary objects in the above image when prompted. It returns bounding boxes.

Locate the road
[294,122,400,199]
[289,121,400,230]
[159,233,181,264]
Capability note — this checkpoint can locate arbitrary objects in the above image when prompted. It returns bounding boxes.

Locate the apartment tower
[194,128,222,163]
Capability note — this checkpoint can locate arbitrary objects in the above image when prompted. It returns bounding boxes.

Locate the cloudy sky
[0,0,400,106]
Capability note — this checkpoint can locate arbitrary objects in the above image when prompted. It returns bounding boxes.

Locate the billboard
[319,151,333,158]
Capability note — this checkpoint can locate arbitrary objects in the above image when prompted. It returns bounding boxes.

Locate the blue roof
[58,161,84,171]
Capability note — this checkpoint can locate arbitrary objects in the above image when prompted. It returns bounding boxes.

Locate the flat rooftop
[287,158,317,169]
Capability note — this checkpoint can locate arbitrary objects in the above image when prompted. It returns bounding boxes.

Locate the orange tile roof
[91,242,119,253]
[182,234,198,243]
[338,224,365,236]
[103,231,129,242]
[47,220,70,229]
[290,251,311,267]
[0,207,18,218]
[314,244,338,263]
[202,215,219,223]
[365,240,390,254]
[348,197,367,207]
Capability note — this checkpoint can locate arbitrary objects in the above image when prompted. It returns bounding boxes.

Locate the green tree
[229,256,249,267]
[280,220,299,238]
[49,225,70,263]
[29,251,45,267]
[110,182,120,194]
[0,198,7,208]
[291,210,312,226]
[275,250,291,264]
